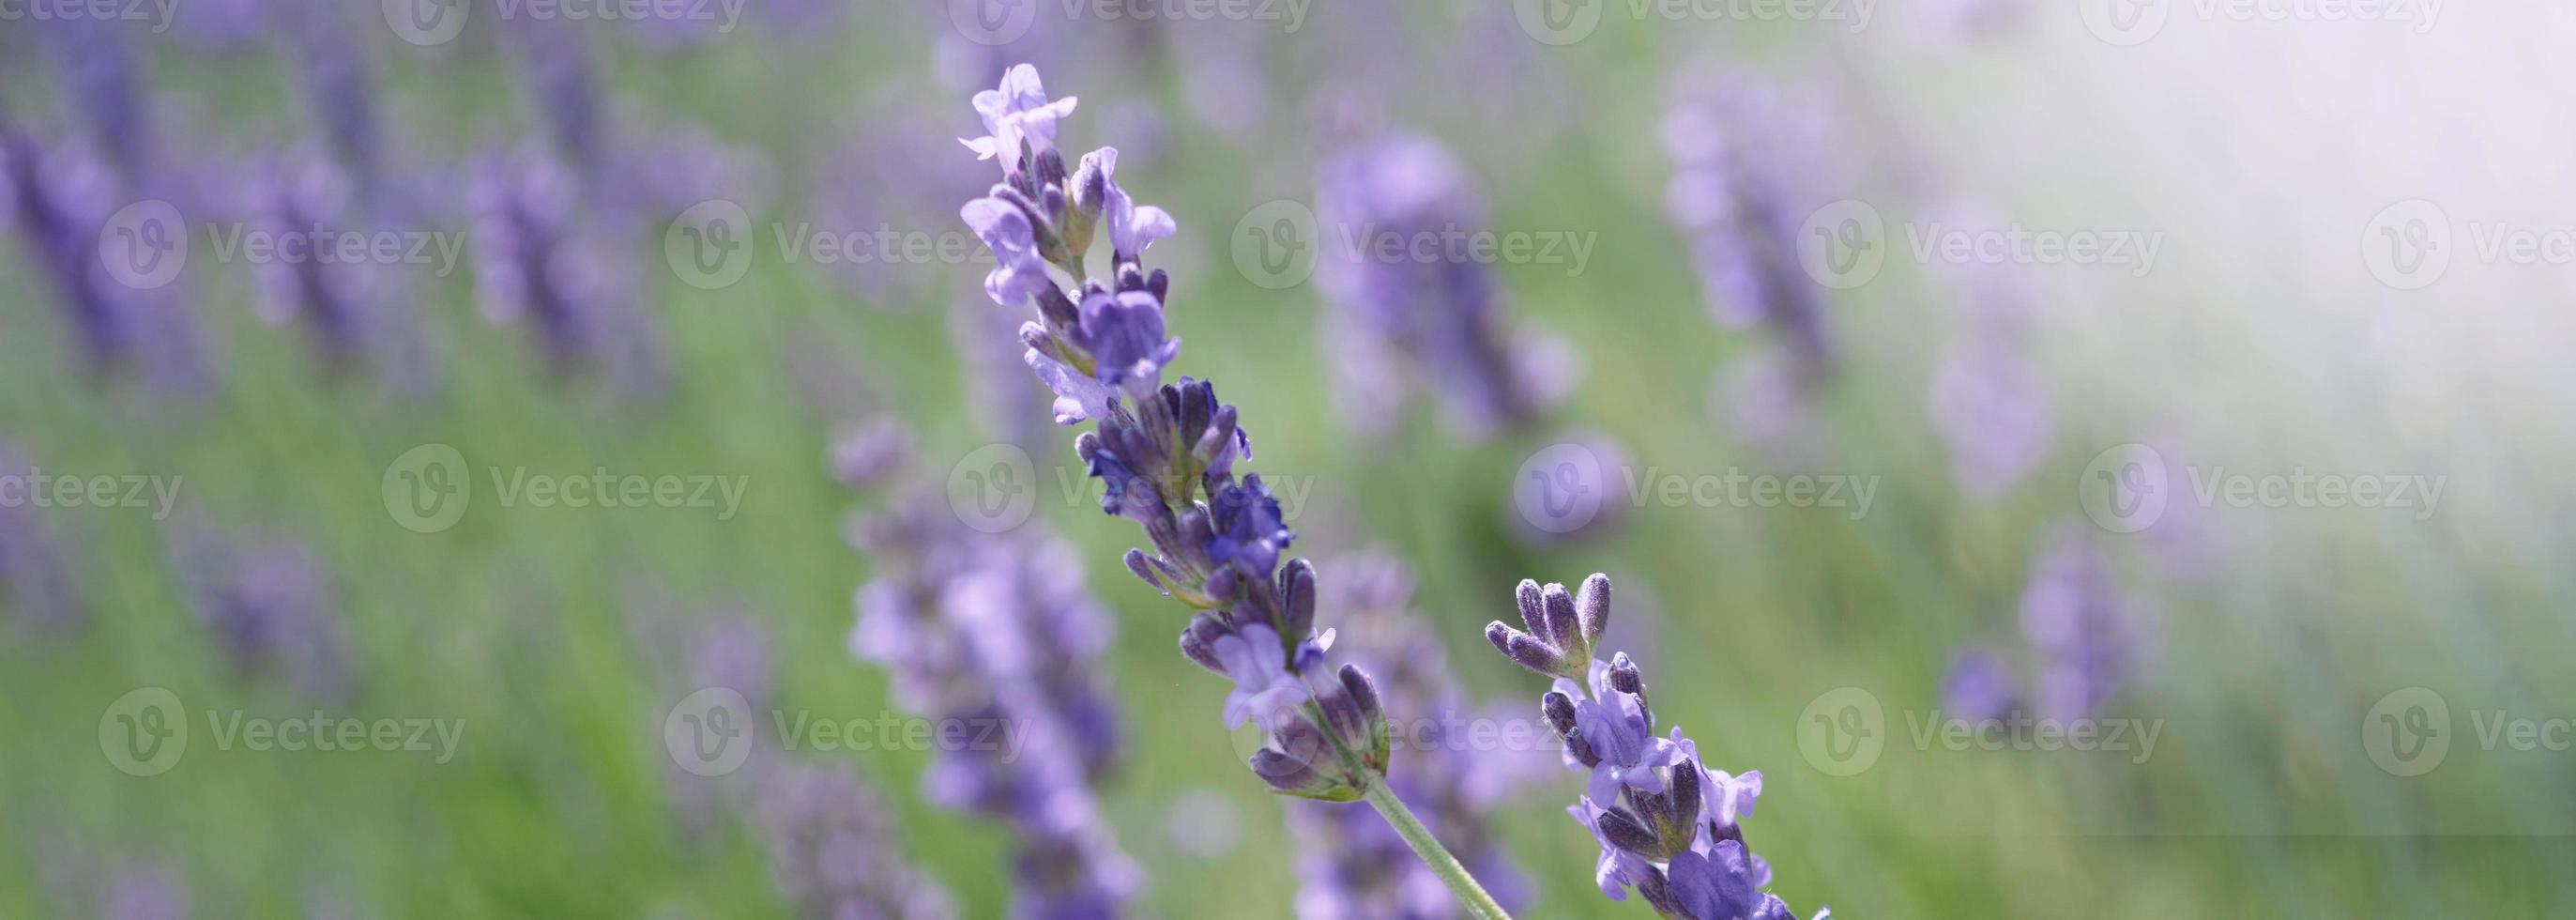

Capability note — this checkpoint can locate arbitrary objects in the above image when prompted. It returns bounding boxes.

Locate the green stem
[1359,774,1516,920]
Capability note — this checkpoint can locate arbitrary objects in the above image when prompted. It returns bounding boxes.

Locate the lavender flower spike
[1487,574,1826,920]
[952,63,1507,918]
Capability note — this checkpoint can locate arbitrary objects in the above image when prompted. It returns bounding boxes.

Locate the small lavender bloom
[831,416,916,491]
[962,197,1056,310]
[0,444,84,632]
[1941,645,2022,726]
[1926,341,2055,498]
[961,65,1080,173]
[2017,525,2137,722]
[239,151,401,378]
[41,21,151,171]
[1216,622,1310,736]
[1316,130,1575,439]
[748,759,959,920]
[3,127,139,372]
[1488,574,1821,918]
[98,860,187,920]
[169,527,351,700]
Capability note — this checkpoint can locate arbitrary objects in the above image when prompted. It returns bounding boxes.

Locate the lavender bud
[1514,579,1547,636]
[1540,581,1584,659]
[1034,148,1069,192]
[1336,664,1380,723]
[1251,746,1321,792]
[1638,867,1684,917]
[1541,691,1579,738]
[1281,558,1317,639]
[1576,572,1613,645]
[1276,713,1332,765]
[1486,621,1566,678]
[1666,759,1703,845]
[1146,268,1168,301]
[1608,652,1644,696]
[1204,565,1240,605]
[1125,548,1166,595]
[1179,625,1223,674]
[1020,321,1054,353]
[1594,807,1660,857]
[1035,283,1081,330]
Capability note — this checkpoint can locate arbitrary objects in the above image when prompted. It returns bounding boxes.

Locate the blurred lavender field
[7,1,2576,916]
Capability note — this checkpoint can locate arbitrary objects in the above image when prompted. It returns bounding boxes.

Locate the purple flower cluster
[1291,553,1542,919]
[0,121,206,389]
[1487,574,1823,920]
[467,146,667,395]
[954,64,1395,805]
[1315,130,1578,441]
[1943,524,2141,724]
[748,757,962,920]
[167,525,351,701]
[1661,68,1839,453]
[847,481,1139,917]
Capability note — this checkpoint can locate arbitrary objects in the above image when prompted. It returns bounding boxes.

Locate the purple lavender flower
[168,525,351,700]
[1315,130,1576,439]
[1923,247,2054,497]
[846,473,1139,915]
[468,146,666,394]
[1940,645,2022,726]
[747,759,960,920]
[1662,65,1844,453]
[961,65,1080,174]
[1486,574,1824,919]
[2017,524,2138,722]
[831,416,917,491]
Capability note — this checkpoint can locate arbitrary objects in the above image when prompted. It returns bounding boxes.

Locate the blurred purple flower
[2018,525,2138,722]
[169,526,350,700]
[749,759,959,920]
[1316,131,1574,439]
[0,443,84,633]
